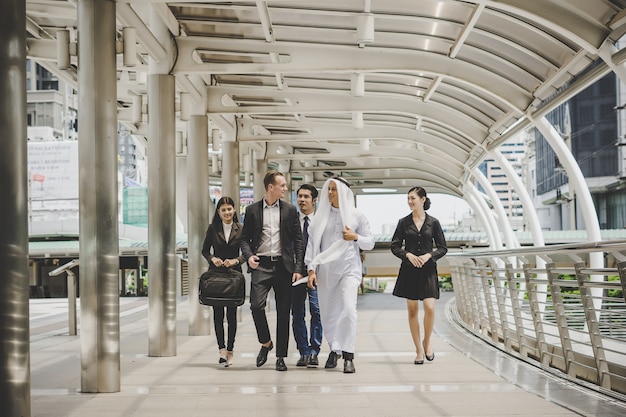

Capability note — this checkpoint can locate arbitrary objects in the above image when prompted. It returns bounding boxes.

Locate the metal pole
[490,149,545,246]
[67,270,77,336]
[147,6,177,357]
[188,115,211,335]
[77,0,120,393]
[472,167,517,249]
[533,116,604,312]
[466,184,501,250]
[253,156,267,200]
[147,73,177,356]
[0,0,29,414]
[221,140,240,212]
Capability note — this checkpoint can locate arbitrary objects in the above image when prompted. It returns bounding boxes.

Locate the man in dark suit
[241,170,305,371]
[292,183,322,368]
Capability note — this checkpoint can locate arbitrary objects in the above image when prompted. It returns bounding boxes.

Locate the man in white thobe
[305,177,374,373]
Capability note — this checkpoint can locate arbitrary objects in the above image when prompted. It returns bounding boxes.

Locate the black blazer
[240,199,304,275]
[202,222,245,272]
[390,213,448,266]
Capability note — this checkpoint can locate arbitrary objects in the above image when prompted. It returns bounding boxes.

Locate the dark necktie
[303,216,309,248]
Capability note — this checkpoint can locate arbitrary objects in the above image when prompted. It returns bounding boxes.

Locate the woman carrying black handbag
[201,196,245,367]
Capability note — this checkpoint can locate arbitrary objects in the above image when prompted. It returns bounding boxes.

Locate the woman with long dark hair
[391,187,447,365]
[201,196,244,367]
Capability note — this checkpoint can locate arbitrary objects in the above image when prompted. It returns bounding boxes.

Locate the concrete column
[176,155,189,233]
[284,171,293,204]
[0,0,29,414]
[77,0,120,393]
[147,74,177,356]
[147,5,177,357]
[222,140,240,210]
[254,156,268,200]
[188,115,211,335]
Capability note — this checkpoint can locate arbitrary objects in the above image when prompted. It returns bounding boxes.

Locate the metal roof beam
[175,38,530,110]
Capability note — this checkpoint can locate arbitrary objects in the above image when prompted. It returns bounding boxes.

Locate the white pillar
[466,184,501,250]
[147,7,177,357]
[187,115,212,336]
[532,117,602,241]
[222,140,240,212]
[490,149,547,307]
[77,0,120,392]
[533,116,603,312]
[284,171,293,204]
[490,149,545,246]
[254,155,268,200]
[472,167,518,249]
[176,153,188,232]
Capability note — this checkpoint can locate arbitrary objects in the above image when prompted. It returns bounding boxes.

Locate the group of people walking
[201,170,447,373]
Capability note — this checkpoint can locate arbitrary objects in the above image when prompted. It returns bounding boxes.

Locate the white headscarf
[308,178,357,268]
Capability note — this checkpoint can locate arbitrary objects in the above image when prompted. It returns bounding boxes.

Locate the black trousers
[213,305,237,351]
[249,262,292,358]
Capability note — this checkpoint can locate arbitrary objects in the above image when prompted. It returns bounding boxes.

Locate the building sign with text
[28,141,79,220]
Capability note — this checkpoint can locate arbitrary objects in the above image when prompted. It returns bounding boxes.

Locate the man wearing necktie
[292,183,322,367]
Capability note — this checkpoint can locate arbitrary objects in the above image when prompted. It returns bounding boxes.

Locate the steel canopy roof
[25,0,626,196]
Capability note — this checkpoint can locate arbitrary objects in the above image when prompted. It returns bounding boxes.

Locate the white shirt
[223,222,233,243]
[257,199,281,256]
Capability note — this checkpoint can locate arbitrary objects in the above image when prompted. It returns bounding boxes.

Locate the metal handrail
[448,240,626,398]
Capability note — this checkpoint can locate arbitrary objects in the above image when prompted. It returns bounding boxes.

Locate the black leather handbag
[198,267,245,307]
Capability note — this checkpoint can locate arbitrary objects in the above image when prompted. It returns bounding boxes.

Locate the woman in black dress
[391,187,447,365]
[202,196,245,367]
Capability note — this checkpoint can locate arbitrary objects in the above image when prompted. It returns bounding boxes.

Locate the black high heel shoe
[414,352,424,365]
[423,343,435,362]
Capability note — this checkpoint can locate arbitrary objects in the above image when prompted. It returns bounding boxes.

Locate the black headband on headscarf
[333,176,351,188]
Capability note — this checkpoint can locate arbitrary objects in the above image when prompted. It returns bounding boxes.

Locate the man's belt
[258,255,282,263]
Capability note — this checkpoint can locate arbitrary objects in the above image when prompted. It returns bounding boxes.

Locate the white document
[291,277,309,287]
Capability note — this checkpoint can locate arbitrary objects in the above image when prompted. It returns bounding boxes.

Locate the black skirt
[392,260,440,300]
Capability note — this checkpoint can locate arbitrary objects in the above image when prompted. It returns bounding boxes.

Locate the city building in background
[532,71,626,231]
[479,134,527,231]
[26,60,78,141]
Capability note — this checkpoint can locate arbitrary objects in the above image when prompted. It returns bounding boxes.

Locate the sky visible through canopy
[356,193,472,235]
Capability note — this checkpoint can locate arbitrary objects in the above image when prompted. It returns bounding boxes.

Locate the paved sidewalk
[29,293,626,417]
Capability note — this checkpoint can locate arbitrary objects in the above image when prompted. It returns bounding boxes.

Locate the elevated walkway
[30,292,626,417]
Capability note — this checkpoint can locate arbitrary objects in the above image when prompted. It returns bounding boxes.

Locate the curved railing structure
[448,240,626,397]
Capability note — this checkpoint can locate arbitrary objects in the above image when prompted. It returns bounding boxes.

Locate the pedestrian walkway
[30,292,626,417]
